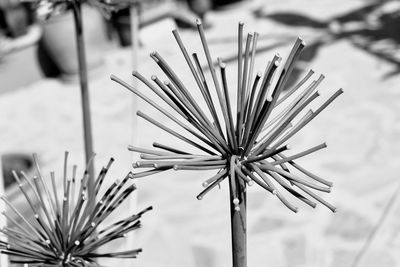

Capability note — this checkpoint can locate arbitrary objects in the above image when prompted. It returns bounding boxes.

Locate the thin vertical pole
[129,3,140,265]
[130,2,140,147]
[0,156,7,267]
[72,1,95,207]
[230,176,247,267]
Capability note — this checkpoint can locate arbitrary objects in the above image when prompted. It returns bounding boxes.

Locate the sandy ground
[1,0,400,266]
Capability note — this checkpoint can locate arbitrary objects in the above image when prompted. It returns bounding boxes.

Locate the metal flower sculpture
[112,20,343,267]
[0,153,151,267]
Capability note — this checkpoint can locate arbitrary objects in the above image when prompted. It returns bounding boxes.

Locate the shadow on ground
[254,0,400,79]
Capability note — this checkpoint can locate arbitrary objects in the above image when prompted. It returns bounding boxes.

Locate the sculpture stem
[71,1,95,208]
[229,176,247,267]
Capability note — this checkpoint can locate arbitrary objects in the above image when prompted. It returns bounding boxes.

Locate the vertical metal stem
[130,3,139,147]
[128,4,140,265]
[72,2,95,206]
[0,157,7,267]
[229,176,247,267]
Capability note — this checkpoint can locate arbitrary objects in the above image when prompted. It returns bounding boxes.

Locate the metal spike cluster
[112,19,343,213]
[0,152,151,267]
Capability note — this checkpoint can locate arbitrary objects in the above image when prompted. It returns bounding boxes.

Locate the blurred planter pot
[110,8,131,47]
[40,4,108,81]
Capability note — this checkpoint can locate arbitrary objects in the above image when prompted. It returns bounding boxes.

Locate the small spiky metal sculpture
[0,152,151,267]
[112,20,343,267]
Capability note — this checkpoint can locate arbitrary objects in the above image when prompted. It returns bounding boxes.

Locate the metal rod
[72,1,95,206]
[229,174,247,267]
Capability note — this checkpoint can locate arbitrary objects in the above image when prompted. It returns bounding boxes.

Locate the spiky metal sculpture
[0,153,151,267]
[112,20,343,267]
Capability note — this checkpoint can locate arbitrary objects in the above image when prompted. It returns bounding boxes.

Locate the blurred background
[1,0,400,266]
